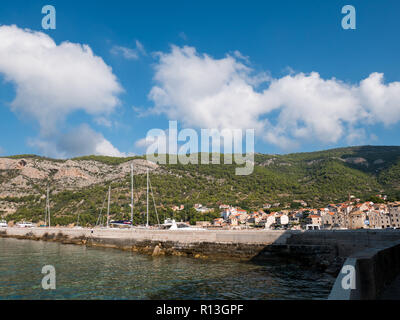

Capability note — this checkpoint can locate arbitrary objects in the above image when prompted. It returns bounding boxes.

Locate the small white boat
[110,220,132,228]
[16,221,34,228]
[160,219,205,231]
[0,220,7,228]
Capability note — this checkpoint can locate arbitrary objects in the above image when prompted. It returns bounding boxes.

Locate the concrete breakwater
[329,242,400,299]
[1,227,400,275]
[0,227,290,259]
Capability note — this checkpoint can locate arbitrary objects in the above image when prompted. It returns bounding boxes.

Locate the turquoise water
[0,238,334,299]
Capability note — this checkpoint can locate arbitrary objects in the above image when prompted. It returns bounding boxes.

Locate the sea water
[0,238,334,300]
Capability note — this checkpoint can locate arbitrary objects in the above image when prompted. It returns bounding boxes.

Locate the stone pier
[1,227,400,277]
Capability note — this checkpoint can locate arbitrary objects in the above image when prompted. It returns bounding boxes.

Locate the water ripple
[0,238,334,300]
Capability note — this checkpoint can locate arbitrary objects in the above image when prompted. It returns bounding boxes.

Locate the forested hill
[1,145,400,226]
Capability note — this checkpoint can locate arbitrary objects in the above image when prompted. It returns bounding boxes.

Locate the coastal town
[177,195,400,231]
[1,157,400,232]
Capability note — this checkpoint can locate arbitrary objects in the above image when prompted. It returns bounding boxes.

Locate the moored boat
[159,219,205,231]
[16,221,34,228]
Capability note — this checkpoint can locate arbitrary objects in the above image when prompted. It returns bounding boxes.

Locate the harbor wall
[0,227,290,260]
[1,227,400,275]
[328,242,400,299]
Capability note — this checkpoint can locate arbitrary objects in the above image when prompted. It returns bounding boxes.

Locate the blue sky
[0,0,400,157]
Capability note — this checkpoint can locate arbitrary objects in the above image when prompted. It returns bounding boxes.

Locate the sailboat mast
[44,188,47,227]
[131,164,134,228]
[146,168,149,227]
[107,185,111,228]
[47,186,51,228]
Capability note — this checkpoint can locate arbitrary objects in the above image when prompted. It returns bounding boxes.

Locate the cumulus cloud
[0,25,125,157]
[149,45,269,133]
[358,72,400,125]
[149,45,400,150]
[29,124,128,158]
[262,72,365,147]
[0,25,123,134]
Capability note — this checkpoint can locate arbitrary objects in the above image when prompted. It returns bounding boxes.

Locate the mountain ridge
[1,145,399,226]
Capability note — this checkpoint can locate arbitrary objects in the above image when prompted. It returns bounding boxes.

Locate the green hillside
[3,145,400,226]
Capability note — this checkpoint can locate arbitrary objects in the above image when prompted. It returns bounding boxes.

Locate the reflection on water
[0,238,334,300]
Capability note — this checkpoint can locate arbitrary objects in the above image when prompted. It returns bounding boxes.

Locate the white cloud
[135,137,153,148]
[111,40,146,60]
[261,72,364,147]
[359,72,400,126]
[29,124,129,158]
[233,50,250,64]
[149,45,269,133]
[29,124,128,158]
[0,25,124,157]
[135,40,146,55]
[111,46,139,60]
[59,125,127,157]
[0,25,123,135]
[135,130,169,152]
[149,45,400,150]
[0,146,5,155]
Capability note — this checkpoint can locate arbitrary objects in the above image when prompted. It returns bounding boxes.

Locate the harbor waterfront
[1,223,400,299]
[2,227,400,271]
[1,0,400,305]
[0,237,335,300]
